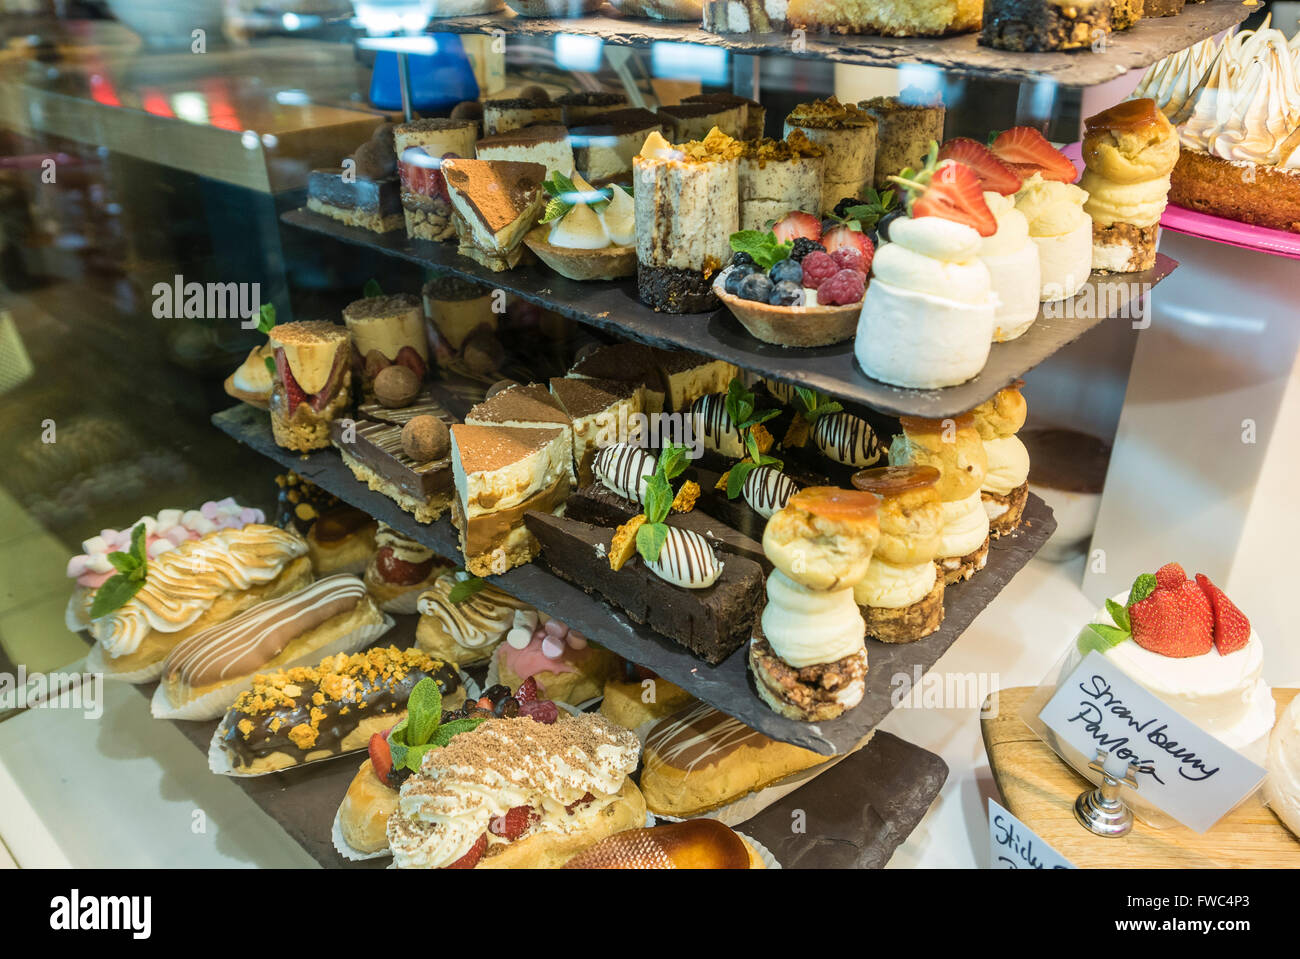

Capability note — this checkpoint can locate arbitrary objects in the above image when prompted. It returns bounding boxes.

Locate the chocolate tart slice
[524,511,764,664]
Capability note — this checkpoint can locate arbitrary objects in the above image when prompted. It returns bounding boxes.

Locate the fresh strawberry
[489,805,539,841]
[519,699,559,724]
[772,210,822,245]
[514,675,540,704]
[822,224,874,267]
[938,137,1023,195]
[374,546,435,585]
[394,345,427,380]
[908,160,997,237]
[446,832,487,869]
[368,732,393,787]
[1194,573,1251,654]
[990,128,1078,183]
[1155,562,1187,590]
[274,347,308,413]
[1128,580,1214,658]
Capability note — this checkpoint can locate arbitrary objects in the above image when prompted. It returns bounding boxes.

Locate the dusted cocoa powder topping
[343,293,420,321]
[451,423,561,475]
[441,159,546,234]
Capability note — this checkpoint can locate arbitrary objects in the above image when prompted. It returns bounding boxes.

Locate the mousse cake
[568,341,670,415]
[464,382,575,481]
[482,96,562,135]
[549,376,644,483]
[569,108,666,184]
[450,423,572,576]
[682,92,765,139]
[475,124,575,177]
[342,293,429,396]
[784,97,878,213]
[394,118,479,242]
[557,90,628,125]
[307,168,403,233]
[267,320,352,452]
[657,101,745,141]
[442,158,548,271]
[738,132,825,231]
[423,274,496,352]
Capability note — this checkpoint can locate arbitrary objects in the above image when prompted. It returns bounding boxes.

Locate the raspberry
[831,248,865,274]
[817,268,866,306]
[801,251,839,289]
[514,675,540,704]
[519,699,559,724]
[789,237,825,262]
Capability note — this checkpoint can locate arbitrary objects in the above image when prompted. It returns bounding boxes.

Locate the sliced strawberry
[518,699,558,724]
[772,210,822,244]
[309,346,349,413]
[1194,573,1251,654]
[514,675,540,704]
[274,347,308,413]
[374,546,435,586]
[938,137,1023,195]
[1128,580,1214,658]
[1155,562,1187,590]
[445,832,487,869]
[990,128,1078,183]
[911,161,997,237]
[565,792,595,814]
[821,224,874,271]
[368,732,393,786]
[394,345,427,381]
[489,805,539,841]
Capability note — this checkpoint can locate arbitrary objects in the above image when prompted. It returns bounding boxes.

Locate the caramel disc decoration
[851,465,941,497]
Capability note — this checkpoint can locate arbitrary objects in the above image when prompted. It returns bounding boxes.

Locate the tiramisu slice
[738,132,825,231]
[450,424,572,576]
[268,321,352,452]
[568,341,670,415]
[475,124,575,177]
[465,382,575,482]
[549,376,643,484]
[784,96,878,213]
[557,90,628,125]
[482,96,562,135]
[442,158,547,272]
[634,128,742,313]
[342,293,428,397]
[657,101,745,141]
[569,108,665,184]
[394,118,479,242]
[682,92,765,139]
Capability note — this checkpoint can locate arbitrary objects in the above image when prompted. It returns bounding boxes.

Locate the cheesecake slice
[474,124,575,177]
[524,511,764,664]
[655,350,739,413]
[441,158,547,272]
[784,97,878,214]
[657,102,745,141]
[482,97,562,135]
[569,108,665,183]
[738,133,826,231]
[465,383,575,482]
[450,424,572,576]
[549,376,644,484]
[682,92,766,139]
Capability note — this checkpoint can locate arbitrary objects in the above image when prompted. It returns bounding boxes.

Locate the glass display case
[0,0,1296,874]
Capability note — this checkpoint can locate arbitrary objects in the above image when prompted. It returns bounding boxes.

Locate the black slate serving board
[214,403,1055,755]
[282,208,1176,418]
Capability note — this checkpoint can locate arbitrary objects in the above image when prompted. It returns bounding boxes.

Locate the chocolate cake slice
[331,416,453,524]
[524,511,764,664]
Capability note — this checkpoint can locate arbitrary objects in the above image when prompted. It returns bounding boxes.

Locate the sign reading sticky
[1038,651,1267,833]
[988,798,1074,869]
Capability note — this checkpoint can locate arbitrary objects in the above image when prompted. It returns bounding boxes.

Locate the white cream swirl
[1132,36,1218,117]
[1015,173,1090,237]
[853,557,936,610]
[979,191,1032,257]
[870,216,992,306]
[88,525,308,657]
[416,573,528,650]
[938,491,990,559]
[760,569,865,668]
[982,435,1030,496]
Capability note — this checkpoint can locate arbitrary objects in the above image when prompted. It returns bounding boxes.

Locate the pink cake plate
[1060,141,1300,260]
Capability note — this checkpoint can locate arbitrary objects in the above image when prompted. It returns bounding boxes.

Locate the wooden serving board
[982,686,1300,868]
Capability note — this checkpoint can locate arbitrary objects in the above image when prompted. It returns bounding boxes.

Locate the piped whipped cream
[416,572,525,651]
[870,216,992,305]
[978,191,1041,342]
[982,434,1030,496]
[938,491,990,559]
[66,499,265,588]
[761,569,865,668]
[853,557,936,610]
[1264,695,1300,838]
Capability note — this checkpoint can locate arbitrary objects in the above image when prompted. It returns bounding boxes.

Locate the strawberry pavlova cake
[1078,563,1274,764]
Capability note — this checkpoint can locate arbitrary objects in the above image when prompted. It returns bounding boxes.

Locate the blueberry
[724,264,753,296]
[732,250,755,268]
[738,272,773,303]
[769,281,804,307]
[876,210,903,244]
[769,257,802,286]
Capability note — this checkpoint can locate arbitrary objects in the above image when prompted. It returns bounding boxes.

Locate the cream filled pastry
[938,491,991,562]
[527,173,637,282]
[850,464,945,643]
[497,611,618,705]
[761,570,865,669]
[1080,99,1178,274]
[979,190,1041,341]
[856,215,996,389]
[363,522,450,615]
[224,344,275,408]
[1015,173,1092,302]
[1265,696,1300,839]
[970,383,1031,536]
[387,714,644,869]
[415,570,532,666]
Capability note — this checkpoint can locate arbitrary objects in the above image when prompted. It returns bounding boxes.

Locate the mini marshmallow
[156,509,183,528]
[541,636,566,659]
[83,536,108,555]
[506,627,533,650]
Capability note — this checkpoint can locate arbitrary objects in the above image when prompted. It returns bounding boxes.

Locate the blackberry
[732,250,755,268]
[832,196,865,219]
[768,257,803,286]
[789,237,825,262]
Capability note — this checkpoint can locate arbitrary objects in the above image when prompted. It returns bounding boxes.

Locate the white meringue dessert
[979,191,1041,341]
[1015,173,1092,303]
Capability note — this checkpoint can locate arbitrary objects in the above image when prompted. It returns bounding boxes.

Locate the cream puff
[891,414,990,584]
[305,504,378,577]
[1015,173,1092,302]
[415,570,533,666]
[970,382,1030,537]
[363,523,452,614]
[850,466,946,643]
[495,611,618,705]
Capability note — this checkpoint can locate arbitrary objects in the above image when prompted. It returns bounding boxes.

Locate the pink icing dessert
[498,615,594,680]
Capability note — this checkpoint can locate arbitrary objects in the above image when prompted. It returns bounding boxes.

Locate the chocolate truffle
[374,364,420,409]
[401,414,450,462]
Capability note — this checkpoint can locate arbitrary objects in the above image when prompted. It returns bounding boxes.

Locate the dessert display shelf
[214,403,1056,755]
[414,3,1249,88]
[983,687,1300,868]
[282,208,1176,418]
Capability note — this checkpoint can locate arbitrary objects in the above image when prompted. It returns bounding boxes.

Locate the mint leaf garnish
[727,459,760,500]
[728,230,792,271]
[264,355,276,377]
[256,302,276,335]
[635,521,669,564]
[449,575,487,603]
[363,278,383,297]
[642,474,673,525]
[657,444,690,481]
[1127,573,1157,608]
[88,523,148,619]
[430,717,487,748]
[1076,623,1131,656]
[794,386,843,424]
[1105,598,1130,632]
[405,677,442,748]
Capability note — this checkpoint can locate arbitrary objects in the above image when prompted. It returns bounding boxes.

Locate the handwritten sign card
[1038,651,1266,833]
[988,799,1074,869]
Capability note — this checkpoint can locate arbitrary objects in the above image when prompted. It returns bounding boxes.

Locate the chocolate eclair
[213,646,464,776]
